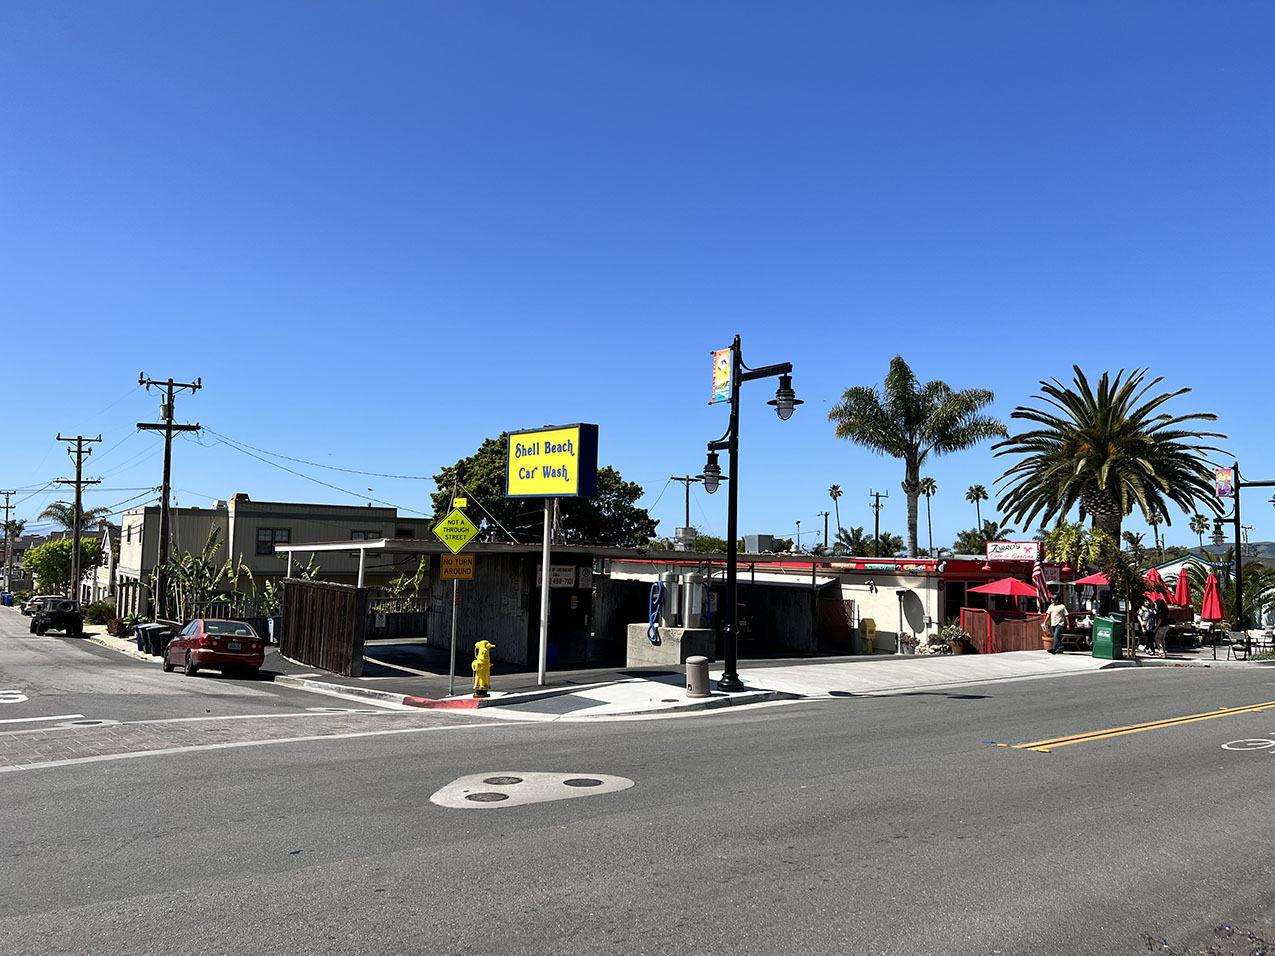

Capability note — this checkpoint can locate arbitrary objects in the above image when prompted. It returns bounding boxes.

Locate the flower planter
[950,639,975,655]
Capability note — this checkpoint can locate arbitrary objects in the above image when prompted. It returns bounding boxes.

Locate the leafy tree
[430,436,658,547]
[22,538,104,594]
[995,367,1226,540]
[1044,522,1146,618]
[965,484,988,527]
[1189,514,1210,550]
[1122,531,1146,563]
[37,501,111,533]
[828,356,1005,557]
[919,477,937,557]
[828,485,843,540]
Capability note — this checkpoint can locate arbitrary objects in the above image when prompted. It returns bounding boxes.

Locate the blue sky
[3,2,1272,553]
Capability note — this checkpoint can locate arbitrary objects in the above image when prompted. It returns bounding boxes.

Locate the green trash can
[1092,613,1126,660]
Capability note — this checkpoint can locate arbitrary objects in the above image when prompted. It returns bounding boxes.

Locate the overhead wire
[200,426,432,480]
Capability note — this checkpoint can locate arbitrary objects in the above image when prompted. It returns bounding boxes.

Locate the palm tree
[919,477,937,557]
[1122,531,1145,563]
[965,484,988,528]
[1184,550,1275,628]
[995,367,1226,541]
[828,485,843,541]
[828,356,1006,557]
[1189,513,1209,551]
[835,526,873,556]
[954,519,1016,556]
[38,501,111,534]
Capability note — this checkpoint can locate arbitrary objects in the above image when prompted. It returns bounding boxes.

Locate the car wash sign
[506,424,599,498]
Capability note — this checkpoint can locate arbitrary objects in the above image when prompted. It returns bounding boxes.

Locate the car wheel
[29,619,38,634]
[161,651,174,673]
[35,622,47,636]
[184,653,198,677]
[69,624,83,638]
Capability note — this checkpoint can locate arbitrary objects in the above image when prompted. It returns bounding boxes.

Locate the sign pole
[448,577,459,697]
[539,498,553,685]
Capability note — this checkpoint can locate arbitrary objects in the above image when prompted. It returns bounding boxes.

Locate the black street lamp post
[700,334,800,692]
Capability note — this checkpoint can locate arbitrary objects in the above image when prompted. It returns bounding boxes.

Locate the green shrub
[84,600,115,624]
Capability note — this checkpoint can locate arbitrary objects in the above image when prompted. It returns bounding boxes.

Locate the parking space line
[0,714,84,725]
[1015,700,1275,752]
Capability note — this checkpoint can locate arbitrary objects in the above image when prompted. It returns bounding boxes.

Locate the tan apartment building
[117,493,413,616]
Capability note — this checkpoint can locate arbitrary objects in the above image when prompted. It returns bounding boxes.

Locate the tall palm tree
[919,477,937,557]
[828,356,1006,557]
[1189,513,1209,551]
[828,485,843,541]
[835,525,872,556]
[38,501,111,534]
[965,484,988,527]
[995,367,1226,541]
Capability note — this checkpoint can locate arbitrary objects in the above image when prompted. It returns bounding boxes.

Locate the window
[395,527,415,539]
[257,528,290,555]
[350,530,382,541]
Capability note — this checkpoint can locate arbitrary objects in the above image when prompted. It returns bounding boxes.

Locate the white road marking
[0,691,30,704]
[363,656,436,677]
[0,713,84,725]
[0,721,520,773]
[430,772,635,809]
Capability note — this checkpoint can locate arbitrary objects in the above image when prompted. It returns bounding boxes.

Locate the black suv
[30,597,84,637]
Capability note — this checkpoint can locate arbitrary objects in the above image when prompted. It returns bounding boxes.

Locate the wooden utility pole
[868,490,888,557]
[817,511,830,549]
[55,435,102,599]
[137,374,201,618]
[1,490,14,590]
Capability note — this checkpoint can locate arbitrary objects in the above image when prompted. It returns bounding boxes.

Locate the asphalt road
[4,608,1275,955]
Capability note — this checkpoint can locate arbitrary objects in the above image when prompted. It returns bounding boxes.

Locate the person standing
[1045,593,1069,654]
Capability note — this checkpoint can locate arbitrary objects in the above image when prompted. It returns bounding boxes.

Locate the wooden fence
[281,579,367,677]
[960,608,1047,653]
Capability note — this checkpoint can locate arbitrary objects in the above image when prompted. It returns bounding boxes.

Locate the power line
[200,427,432,480]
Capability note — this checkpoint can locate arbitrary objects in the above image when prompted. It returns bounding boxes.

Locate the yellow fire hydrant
[472,640,495,697]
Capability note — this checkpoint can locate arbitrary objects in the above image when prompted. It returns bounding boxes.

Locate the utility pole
[137,373,201,619]
[55,435,102,600]
[869,489,888,557]
[817,511,830,549]
[1,490,14,590]
[795,519,801,552]
[669,475,702,550]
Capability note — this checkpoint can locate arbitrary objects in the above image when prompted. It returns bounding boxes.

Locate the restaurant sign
[986,541,1040,561]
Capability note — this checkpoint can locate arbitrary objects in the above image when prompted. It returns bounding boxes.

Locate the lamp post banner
[711,348,732,403]
[1216,467,1233,498]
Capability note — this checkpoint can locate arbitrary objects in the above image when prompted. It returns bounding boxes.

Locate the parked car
[30,597,84,637]
[21,595,58,616]
[163,619,265,677]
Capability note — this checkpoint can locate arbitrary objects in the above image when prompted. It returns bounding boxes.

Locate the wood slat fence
[281,578,367,677]
[960,608,1047,653]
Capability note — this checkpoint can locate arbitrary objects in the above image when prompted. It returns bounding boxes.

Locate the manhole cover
[483,776,524,786]
[465,792,510,803]
[563,778,603,788]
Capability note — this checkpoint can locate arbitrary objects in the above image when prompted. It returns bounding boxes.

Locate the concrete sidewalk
[75,621,1266,720]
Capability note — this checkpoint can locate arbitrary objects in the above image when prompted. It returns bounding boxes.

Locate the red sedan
[163,619,265,677]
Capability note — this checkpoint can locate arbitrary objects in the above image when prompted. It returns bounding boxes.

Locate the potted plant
[942,623,976,654]
[916,632,951,655]
[898,633,920,655]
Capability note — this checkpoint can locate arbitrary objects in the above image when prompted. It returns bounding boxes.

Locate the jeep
[30,597,84,637]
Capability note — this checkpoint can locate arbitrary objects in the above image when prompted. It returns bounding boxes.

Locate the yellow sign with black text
[441,554,474,579]
[433,509,479,554]
[506,423,599,498]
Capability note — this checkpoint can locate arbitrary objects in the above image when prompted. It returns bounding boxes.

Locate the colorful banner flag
[711,347,732,404]
[1216,467,1233,498]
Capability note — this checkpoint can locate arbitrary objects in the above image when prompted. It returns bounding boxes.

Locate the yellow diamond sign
[433,508,479,554]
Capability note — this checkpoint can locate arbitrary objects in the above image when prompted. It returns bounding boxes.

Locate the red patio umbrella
[1201,572,1226,622]
[967,577,1040,597]
[1073,572,1109,587]
[1144,567,1169,593]
[1172,571,1192,607]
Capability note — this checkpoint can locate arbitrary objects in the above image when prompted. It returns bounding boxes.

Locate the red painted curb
[401,695,482,710]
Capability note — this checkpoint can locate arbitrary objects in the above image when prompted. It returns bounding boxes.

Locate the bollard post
[685,655,710,698]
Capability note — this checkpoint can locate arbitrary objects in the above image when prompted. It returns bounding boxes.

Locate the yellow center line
[1013,700,1275,752]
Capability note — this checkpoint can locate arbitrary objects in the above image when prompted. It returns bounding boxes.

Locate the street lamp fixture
[1212,517,1226,547]
[703,334,799,692]
[766,373,802,421]
[699,452,723,495]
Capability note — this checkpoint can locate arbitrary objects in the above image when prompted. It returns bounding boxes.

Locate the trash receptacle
[1092,613,1126,660]
[135,624,146,651]
[1,592,11,607]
